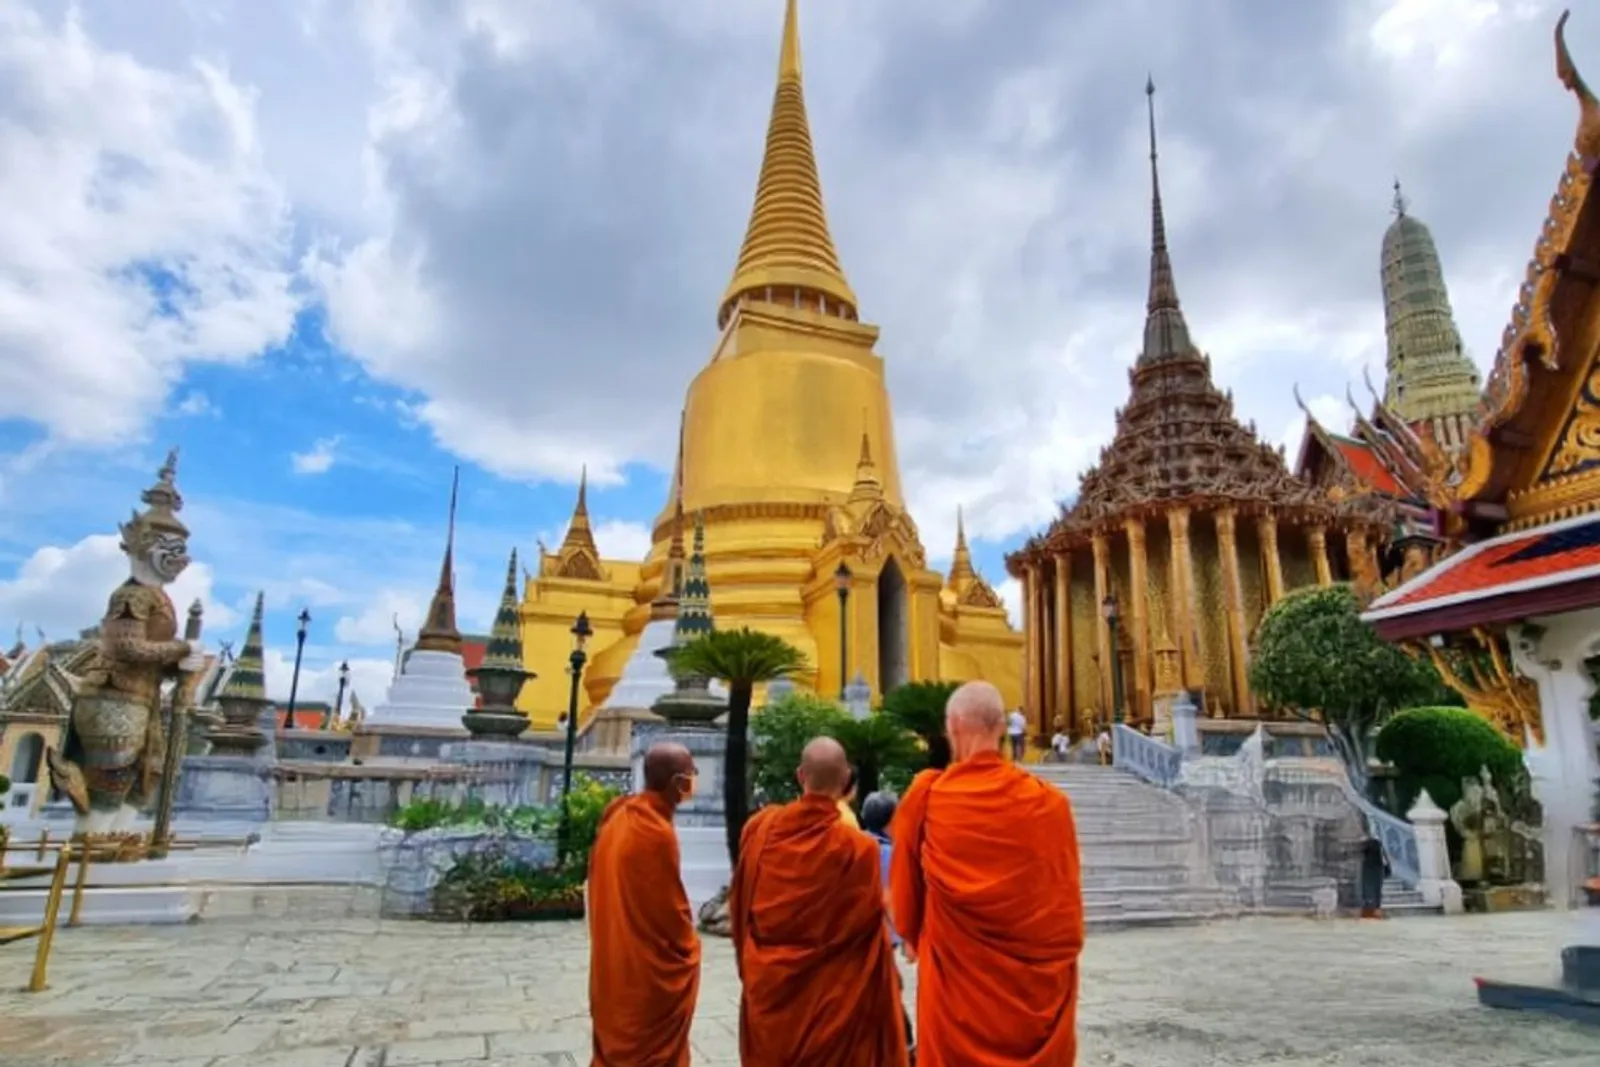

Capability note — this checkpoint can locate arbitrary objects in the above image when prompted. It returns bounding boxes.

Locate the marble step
[1081,864,1201,889]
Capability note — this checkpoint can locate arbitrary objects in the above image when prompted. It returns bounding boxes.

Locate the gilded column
[1257,512,1286,604]
[1041,561,1056,735]
[1053,553,1072,734]
[1091,534,1112,725]
[1308,525,1333,586]
[1215,508,1253,717]
[1167,507,1202,691]
[1025,563,1044,726]
[1124,517,1151,724]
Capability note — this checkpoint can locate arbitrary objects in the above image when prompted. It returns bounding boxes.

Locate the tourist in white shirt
[1006,708,1027,761]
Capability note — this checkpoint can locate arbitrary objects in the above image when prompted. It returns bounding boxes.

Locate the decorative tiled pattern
[1386,517,1600,609]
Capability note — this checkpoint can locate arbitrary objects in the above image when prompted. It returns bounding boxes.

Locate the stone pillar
[1407,790,1465,915]
[1215,507,1253,717]
[1308,525,1333,587]
[1024,564,1044,727]
[1092,533,1112,725]
[1257,512,1286,604]
[1167,507,1203,691]
[1053,553,1073,735]
[1124,517,1151,724]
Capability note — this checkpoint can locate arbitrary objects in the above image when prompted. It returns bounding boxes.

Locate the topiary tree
[1250,583,1453,793]
[667,628,808,866]
[751,693,849,806]
[1375,705,1528,816]
[881,680,960,770]
[831,709,924,801]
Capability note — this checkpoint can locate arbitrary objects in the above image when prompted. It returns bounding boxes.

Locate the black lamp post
[558,611,593,863]
[333,660,350,727]
[1101,593,1125,727]
[286,608,311,731]
[834,562,851,699]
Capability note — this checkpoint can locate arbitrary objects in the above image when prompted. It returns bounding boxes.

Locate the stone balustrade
[1112,724,1181,787]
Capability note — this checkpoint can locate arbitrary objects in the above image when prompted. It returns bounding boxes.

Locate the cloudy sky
[0,0,1592,709]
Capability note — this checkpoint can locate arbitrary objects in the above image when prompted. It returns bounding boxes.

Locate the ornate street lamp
[834,562,851,699]
[286,608,311,730]
[333,660,350,728]
[1101,593,1125,727]
[558,611,593,862]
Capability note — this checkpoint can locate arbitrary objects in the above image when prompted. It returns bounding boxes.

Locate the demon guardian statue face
[117,448,191,588]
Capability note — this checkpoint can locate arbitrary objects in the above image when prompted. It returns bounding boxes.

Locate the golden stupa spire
[415,467,464,655]
[848,427,883,505]
[948,506,977,586]
[718,0,858,327]
[558,465,601,561]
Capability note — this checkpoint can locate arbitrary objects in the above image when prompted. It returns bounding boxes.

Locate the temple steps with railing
[1030,763,1243,927]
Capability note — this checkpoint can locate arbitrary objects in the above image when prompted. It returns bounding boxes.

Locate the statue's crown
[118,447,190,553]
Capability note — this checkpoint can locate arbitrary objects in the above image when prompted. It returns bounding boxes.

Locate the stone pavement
[0,910,1595,1066]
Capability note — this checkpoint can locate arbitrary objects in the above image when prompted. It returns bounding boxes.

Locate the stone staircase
[1030,763,1242,928]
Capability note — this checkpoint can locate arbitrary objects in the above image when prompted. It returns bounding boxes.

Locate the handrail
[1111,724,1182,787]
[0,844,75,992]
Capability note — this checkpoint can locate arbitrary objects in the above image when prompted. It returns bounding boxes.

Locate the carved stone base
[1464,883,1547,914]
[460,710,531,739]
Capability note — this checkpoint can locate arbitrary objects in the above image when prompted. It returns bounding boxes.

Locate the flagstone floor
[0,909,1594,1066]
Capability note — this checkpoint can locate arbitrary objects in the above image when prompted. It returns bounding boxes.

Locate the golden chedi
[516,0,1021,728]
[1006,82,1392,736]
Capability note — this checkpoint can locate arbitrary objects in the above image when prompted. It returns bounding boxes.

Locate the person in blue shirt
[861,791,913,1060]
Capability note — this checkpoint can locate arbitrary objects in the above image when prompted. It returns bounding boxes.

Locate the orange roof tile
[1333,438,1404,496]
[1375,516,1600,612]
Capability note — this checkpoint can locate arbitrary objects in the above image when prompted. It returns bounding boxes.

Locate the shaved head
[642,742,694,793]
[798,736,850,796]
[946,681,1006,761]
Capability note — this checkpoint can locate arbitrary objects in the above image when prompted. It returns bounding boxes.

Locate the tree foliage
[667,628,808,866]
[1250,583,1451,790]
[751,693,923,808]
[1375,705,1527,816]
[881,679,961,770]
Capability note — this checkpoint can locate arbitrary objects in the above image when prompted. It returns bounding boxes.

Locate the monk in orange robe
[891,681,1085,1065]
[731,737,909,1066]
[588,743,701,1067]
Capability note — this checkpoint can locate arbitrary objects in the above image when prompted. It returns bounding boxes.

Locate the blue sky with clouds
[1,0,1596,706]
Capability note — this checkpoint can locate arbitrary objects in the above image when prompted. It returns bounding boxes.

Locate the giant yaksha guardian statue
[46,449,206,834]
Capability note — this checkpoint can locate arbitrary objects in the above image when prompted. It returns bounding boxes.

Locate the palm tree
[668,628,808,864]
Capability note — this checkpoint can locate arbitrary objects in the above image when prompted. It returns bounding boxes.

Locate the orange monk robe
[587,793,701,1067]
[890,752,1085,1066]
[731,794,909,1067]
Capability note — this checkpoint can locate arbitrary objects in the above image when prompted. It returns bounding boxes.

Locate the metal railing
[0,831,257,993]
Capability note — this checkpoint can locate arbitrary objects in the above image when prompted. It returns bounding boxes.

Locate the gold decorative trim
[650,500,831,543]
[1504,463,1600,529]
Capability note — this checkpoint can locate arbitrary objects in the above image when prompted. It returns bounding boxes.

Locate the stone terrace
[0,910,1594,1066]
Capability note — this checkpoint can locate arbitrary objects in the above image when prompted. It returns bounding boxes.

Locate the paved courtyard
[0,910,1594,1066]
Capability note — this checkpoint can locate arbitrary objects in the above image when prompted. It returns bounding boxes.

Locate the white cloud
[0,1,302,447]
[262,647,395,711]
[0,533,236,642]
[291,436,342,475]
[333,588,426,646]
[997,577,1023,631]
[172,391,217,417]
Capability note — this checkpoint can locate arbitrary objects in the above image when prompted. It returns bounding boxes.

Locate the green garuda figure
[46,449,206,835]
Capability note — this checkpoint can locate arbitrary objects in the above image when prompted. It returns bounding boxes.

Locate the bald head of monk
[796,736,850,798]
[945,680,1006,762]
[641,742,697,808]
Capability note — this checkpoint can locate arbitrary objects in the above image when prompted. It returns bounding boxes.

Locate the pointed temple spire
[482,548,524,670]
[218,591,267,702]
[558,465,602,562]
[1139,77,1196,366]
[948,506,978,585]
[674,511,714,641]
[415,467,464,655]
[1392,177,1408,217]
[848,428,883,504]
[718,0,858,327]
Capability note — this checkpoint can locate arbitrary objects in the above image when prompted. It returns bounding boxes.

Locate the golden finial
[1556,11,1600,158]
[718,0,857,326]
[415,468,463,655]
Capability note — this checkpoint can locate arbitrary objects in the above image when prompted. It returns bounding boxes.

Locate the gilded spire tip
[780,0,801,82]
[1139,76,1193,364]
[1392,178,1407,217]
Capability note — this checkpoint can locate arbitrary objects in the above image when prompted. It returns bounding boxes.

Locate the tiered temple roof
[1018,81,1331,562]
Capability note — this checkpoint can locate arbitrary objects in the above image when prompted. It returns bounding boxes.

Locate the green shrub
[881,680,960,770]
[751,692,923,806]
[0,774,10,796]
[1375,705,1526,816]
[389,796,557,835]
